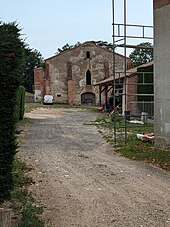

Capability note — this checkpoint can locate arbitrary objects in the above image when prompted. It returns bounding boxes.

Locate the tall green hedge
[15,86,25,122]
[0,22,24,202]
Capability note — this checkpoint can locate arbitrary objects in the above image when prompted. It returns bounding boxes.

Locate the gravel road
[19,107,170,227]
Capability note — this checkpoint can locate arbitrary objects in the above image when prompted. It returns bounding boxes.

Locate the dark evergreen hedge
[0,22,24,202]
[15,86,25,122]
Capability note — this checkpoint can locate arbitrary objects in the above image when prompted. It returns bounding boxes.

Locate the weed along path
[19,107,170,227]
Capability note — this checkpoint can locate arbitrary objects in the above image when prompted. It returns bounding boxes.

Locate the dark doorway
[81,92,95,105]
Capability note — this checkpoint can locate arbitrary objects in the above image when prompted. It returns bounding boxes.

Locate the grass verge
[24,102,100,113]
[91,115,170,171]
[24,103,42,113]
[12,116,45,226]
[11,158,45,227]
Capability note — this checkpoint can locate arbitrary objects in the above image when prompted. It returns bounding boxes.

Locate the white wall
[154,4,170,149]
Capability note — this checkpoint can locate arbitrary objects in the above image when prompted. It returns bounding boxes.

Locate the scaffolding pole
[112,0,154,144]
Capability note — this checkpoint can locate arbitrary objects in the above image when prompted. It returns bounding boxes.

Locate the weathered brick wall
[126,76,138,115]
[34,67,45,102]
[44,63,51,95]
[67,79,74,105]
[45,42,125,105]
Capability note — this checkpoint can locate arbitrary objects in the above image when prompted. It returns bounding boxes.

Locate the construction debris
[137,133,154,141]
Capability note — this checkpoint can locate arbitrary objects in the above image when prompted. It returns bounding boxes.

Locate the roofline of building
[94,61,153,86]
[45,41,130,61]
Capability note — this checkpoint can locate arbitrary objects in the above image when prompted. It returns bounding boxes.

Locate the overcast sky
[1,0,153,59]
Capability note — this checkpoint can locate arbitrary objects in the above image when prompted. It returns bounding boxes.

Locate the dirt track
[19,107,170,227]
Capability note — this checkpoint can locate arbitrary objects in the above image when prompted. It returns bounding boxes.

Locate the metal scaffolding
[112,0,154,144]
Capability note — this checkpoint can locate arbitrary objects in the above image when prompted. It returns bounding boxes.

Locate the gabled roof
[94,61,153,86]
[45,41,130,61]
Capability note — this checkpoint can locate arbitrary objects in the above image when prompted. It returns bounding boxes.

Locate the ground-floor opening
[81,92,96,105]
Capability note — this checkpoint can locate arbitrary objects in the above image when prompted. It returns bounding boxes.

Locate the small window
[57,93,61,97]
[86,70,91,85]
[86,51,90,59]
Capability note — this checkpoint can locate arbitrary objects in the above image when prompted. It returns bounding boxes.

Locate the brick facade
[126,76,138,114]
[67,79,74,105]
[34,41,126,105]
[34,67,45,102]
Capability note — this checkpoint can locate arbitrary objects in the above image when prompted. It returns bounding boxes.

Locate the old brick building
[94,61,153,115]
[34,41,128,105]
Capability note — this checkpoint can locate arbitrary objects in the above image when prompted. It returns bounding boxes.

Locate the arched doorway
[81,92,95,105]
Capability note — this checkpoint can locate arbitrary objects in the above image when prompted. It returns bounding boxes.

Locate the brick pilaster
[67,79,74,105]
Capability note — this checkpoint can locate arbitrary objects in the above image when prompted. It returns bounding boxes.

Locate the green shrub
[0,21,24,202]
[15,86,25,122]
[11,188,44,227]
[11,159,44,227]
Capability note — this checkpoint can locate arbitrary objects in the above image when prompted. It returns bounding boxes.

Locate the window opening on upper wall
[86,51,90,59]
[86,70,91,85]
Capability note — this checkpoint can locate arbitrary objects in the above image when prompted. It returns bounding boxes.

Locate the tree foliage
[0,21,24,202]
[22,48,43,93]
[0,22,24,86]
[57,42,81,54]
[95,40,113,51]
[129,42,153,67]
[56,40,113,54]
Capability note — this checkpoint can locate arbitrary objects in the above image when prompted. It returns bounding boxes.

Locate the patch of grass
[12,159,34,188]
[93,115,170,171]
[52,103,101,113]
[11,158,45,226]
[25,92,33,97]
[24,103,42,113]
[84,116,113,128]
[20,117,33,125]
[25,102,102,113]
[11,189,44,227]
[117,135,170,171]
